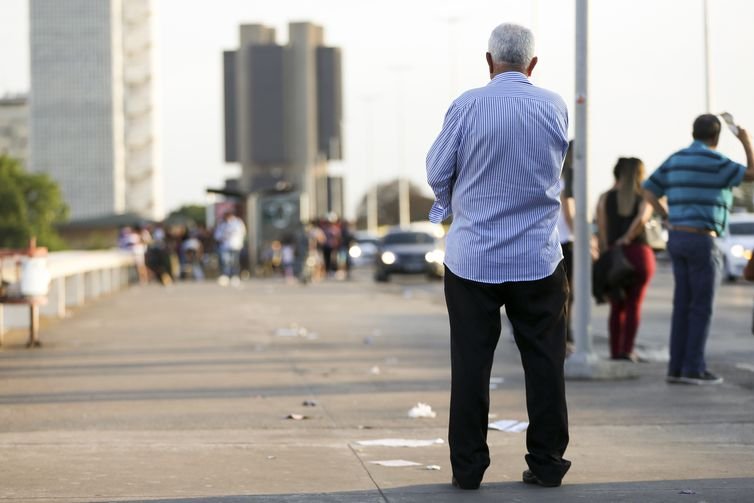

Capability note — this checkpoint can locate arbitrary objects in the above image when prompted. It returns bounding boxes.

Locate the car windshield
[729,222,754,235]
[383,232,435,245]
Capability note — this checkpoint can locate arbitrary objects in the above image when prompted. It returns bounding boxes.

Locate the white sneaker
[217,275,230,286]
[230,276,241,287]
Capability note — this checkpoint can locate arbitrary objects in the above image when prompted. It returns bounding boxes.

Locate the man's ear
[526,56,538,76]
[486,52,494,77]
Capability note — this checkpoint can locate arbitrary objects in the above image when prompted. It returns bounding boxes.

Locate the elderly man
[427,23,571,489]
[643,115,754,385]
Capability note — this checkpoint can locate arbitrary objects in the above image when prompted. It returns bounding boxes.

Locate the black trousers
[444,263,571,487]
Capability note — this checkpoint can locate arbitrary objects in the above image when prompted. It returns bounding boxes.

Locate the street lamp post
[390,65,411,229]
[363,95,379,234]
[565,0,635,380]
[702,0,712,113]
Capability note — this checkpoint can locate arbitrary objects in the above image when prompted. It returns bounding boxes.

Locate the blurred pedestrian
[118,226,148,284]
[145,224,173,285]
[180,231,205,281]
[281,237,295,283]
[427,22,570,490]
[321,214,341,275]
[644,114,754,385]
[214,211,246,287]
[558,141,575,353]
[596,157,655,361]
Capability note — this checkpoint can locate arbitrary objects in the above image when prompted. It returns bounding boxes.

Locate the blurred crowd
[117,211,357,287]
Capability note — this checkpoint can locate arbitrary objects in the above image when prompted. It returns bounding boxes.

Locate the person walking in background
[427,22,571,490]
[596,157,655,362]
[280,237,295,283]
[558,141,575,354]
[214,211,246,287]
[644,114,754,385]
[118,226,148,285]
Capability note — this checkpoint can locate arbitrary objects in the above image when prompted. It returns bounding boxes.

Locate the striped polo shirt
[426,71,569,283]
[643,141,746,236]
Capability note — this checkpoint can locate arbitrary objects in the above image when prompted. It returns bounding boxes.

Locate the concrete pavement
[0,262,753,502]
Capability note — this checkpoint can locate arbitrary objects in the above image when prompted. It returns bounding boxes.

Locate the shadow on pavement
[104,477,754,503]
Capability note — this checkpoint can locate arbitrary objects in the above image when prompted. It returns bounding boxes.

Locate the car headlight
[349,245,362,259]
[381,251,396,265]
[731,244,746,258]
[425,249,445,263]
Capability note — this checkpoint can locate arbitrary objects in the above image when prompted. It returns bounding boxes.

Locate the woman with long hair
[596,157,656,361]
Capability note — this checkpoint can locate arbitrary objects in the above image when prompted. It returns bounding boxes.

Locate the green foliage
[166,204,206,227]
[0,155,69,250]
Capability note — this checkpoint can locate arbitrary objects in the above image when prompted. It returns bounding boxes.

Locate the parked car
[348,232,380,268]
[718,213,754,281]
[374,230,444,282]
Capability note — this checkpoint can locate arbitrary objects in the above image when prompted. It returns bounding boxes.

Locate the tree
[166,204,206,227]
[0,155,69,250]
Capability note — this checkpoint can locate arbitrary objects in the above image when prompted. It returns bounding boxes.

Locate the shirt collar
[489,71,531,86]
[689,140,712,150]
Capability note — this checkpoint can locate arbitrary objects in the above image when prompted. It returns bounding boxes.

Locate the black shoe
[522,469,561,488]
[451,476,480,490]
[678,371,723,385]
[666,372,682,384]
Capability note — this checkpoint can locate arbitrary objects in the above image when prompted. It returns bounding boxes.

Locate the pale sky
[2,0,754,220]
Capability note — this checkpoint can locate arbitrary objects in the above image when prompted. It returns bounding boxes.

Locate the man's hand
[737,126,751,145]
[738,126,754,182]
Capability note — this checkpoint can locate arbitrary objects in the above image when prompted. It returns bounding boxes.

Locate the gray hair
[488,23,535,67]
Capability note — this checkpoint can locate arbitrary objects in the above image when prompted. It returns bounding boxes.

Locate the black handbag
[592,246,636,304]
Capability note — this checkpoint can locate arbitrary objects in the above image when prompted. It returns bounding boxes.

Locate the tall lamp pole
[390,65,411,229]
[363,95,379,234]
[565,0,633,380]
[569,0,594,363]
[702,0,712,112]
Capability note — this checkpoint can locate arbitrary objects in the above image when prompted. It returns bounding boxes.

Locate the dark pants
[444,264,571,487]
[666,230,722,376]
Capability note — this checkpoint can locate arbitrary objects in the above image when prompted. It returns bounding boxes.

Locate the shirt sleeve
[426,103,464,223]
[723,160,747,188]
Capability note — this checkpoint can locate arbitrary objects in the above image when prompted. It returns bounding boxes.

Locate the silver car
[718,213,754,281]
[374,230,444,282]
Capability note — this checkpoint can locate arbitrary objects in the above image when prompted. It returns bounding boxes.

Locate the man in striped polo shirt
[427,23,570,489]
[644,114,754,385]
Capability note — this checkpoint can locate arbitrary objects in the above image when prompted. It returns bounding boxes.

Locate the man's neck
[491,65,527,79]
[697,140,717,150]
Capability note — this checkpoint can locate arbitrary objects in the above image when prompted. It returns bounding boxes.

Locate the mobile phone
[721,112,739,136]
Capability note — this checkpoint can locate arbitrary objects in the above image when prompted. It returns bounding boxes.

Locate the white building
[29,0,162,221]
[0,94,28,164]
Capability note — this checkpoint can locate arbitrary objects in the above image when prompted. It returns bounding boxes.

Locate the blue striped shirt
[643,140,746,236]
[426,71,569,283]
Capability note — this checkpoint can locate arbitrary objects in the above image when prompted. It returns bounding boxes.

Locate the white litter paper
[425,465,442,471]
[274,325,308,337]
[408,402,437,419]
[355,438,445,448]
[488,419,528,432]
[370,460,422,467]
